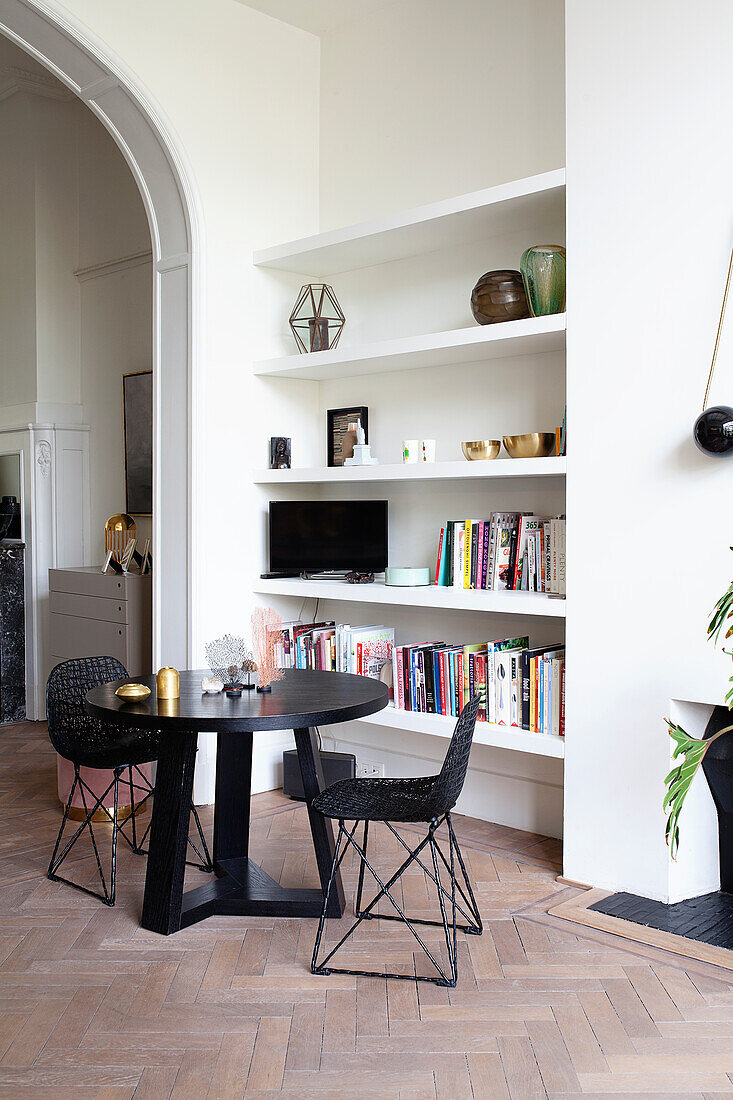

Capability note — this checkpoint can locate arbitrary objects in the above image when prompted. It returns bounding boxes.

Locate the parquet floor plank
[7,720,733,1098]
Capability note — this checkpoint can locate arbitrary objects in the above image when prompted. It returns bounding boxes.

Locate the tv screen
[269,500,388,574]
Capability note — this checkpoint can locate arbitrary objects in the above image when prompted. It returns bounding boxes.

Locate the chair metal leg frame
[48,763,214,906]
[356,814,482,936]
[48,765,122,905]
[311,815,480,986]
[112,763,213,872]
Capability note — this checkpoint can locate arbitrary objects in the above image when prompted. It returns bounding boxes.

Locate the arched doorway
[0,0,198,675]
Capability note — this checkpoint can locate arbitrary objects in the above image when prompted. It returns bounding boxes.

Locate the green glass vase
[520,245,566,316]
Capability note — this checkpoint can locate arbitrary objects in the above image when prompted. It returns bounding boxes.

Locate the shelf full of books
[436,513,566,594]
[273,619,565,751]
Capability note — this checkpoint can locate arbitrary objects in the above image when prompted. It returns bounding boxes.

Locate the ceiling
[234,0,397,36]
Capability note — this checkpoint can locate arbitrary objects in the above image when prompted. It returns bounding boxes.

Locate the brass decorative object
[503,432,556,459]
[461,439,500,461]
[115,683,151,701]
[289,284,345,353]
[105,513,136,563]
[156,666,180,699]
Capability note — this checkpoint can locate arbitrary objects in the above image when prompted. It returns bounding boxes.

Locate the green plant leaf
[663,719,733,859]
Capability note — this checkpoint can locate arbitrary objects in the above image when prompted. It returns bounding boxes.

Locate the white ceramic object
[201,676,224,694]
[385,566,431,586]
[421,439,436,462]
[402,439,418,463]
[344,443,379,465]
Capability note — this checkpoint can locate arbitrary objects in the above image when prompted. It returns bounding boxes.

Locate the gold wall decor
[105,513,136,563]
[156,666,180,699]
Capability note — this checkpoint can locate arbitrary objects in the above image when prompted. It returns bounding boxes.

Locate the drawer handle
[118,629,122,636]
[118,606,122,612]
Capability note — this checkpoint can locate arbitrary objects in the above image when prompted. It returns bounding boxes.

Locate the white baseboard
[321,719,564,838]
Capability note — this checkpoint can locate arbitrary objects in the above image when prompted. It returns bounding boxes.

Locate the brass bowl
[503,432,556,459]
[115,683,151,701]
[461,439,500,461]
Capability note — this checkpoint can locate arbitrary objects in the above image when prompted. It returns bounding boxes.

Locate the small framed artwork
[123,370,153,515]
[269,437,291,469]
[327,406,369,467]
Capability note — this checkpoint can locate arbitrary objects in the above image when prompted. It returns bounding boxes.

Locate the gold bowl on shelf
[461,439,500,461]
[502,432,556,459]
[115,683,151,701]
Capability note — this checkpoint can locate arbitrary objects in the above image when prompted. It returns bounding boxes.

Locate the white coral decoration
[205,634,255,685]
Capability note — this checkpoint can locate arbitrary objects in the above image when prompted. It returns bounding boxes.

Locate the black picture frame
[269,437,291,469]
[123,370,153,516]
[327,406,369,468]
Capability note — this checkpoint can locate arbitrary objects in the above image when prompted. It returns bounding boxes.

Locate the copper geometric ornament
[289,283,345,354]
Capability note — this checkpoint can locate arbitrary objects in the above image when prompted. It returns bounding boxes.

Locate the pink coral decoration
[251,606,284,692]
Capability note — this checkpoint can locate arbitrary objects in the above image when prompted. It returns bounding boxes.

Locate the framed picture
[123,370,153,515]
[327,406,369,468]
[269,436,291,469]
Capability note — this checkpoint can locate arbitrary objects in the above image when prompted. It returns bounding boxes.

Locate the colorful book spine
[434,527,445,586]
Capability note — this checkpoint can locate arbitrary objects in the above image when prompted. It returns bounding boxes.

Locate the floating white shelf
[253,168,566,275]
[254,456,566,485]
[356,705,565,759]
[254,577,566,618]
[254,315,566,382]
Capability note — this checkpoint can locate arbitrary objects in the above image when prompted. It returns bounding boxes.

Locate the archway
[0,0,198,674]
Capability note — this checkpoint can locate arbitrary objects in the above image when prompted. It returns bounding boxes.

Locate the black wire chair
[311,694,483,987]
[47,656,213,906]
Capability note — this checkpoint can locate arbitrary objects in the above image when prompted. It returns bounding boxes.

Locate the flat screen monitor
[269,500,388,575]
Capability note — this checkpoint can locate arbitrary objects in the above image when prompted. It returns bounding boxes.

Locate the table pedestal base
[178,857,331,929]
[141,725,345,935]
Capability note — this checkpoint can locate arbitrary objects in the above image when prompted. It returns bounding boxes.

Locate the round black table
[86,668,389,935]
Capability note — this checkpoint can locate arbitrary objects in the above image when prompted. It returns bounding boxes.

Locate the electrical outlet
[357,759,385,779]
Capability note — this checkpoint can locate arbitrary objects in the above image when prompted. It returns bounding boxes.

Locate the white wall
[565,0,733,901]
[0,49,154,563]
[76,104,153,560]
[318,0,565,227]
[47,0,321,794]
[0,93,36,410]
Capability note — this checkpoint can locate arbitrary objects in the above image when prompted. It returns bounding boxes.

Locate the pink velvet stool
[56,756,152,821]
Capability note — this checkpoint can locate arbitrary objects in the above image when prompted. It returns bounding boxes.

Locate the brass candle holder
[156,666,180,699]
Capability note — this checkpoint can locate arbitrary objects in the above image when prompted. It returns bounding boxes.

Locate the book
[512,515,544,590]
[462,520,471,589]
[470,521,480,588]
[434,527,445,586]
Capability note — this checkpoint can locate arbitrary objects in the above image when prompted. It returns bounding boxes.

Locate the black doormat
[590,889,733,949]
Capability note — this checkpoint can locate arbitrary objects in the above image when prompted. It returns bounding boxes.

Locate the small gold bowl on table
[502,432,556,459]
[461,439,500,461]
[115,683,151,701]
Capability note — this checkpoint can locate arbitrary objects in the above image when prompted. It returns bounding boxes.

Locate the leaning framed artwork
[327,406,369,467]
[123,370,153,516]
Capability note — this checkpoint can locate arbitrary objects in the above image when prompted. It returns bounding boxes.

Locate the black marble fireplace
[0,541,25,723]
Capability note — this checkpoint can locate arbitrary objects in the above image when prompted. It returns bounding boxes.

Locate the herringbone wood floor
[4,723,733,1097]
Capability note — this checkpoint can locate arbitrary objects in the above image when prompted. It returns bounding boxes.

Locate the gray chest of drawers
[49,567,152,676]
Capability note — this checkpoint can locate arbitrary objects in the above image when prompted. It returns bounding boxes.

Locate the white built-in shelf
[254,577,566,618]
[254,315,566,382]
[254,456,566,485]
[253,169,566,275]
[356,705,564,759]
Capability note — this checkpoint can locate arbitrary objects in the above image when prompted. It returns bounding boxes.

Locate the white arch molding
[0,0,200,673]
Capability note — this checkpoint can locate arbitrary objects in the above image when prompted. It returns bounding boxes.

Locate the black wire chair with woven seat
[311,694,483,988]
[47,656,213,906]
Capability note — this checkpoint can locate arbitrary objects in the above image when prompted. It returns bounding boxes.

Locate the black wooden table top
[86,668,389,732]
